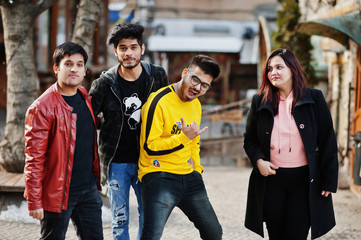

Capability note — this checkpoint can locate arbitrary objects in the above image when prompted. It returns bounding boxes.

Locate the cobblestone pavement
[1,166,361,239]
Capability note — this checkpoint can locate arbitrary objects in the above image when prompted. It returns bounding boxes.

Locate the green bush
[271,0,317,86]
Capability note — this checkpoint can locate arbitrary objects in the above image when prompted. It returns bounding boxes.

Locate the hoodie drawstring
[278,94,293,154]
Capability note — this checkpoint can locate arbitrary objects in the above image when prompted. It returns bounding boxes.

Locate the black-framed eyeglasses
[187,69,211,92]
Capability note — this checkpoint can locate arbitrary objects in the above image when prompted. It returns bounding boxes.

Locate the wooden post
[104,0,109,66]
[49,3,58,69]
[65,0,71,41]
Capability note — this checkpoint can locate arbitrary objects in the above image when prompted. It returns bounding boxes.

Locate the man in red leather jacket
[24,42,103,239]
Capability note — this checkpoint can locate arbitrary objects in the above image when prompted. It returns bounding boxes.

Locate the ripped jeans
[108,163,143,240]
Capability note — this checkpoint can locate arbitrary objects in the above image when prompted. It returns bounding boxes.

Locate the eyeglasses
[187,69,211,92]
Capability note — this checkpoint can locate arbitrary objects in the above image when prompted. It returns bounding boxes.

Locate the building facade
[296,0,361,196]
[132,0,280,104]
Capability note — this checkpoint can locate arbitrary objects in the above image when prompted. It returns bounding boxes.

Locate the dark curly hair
[107,23,144,49]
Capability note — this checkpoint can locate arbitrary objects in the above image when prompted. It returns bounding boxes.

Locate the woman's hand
[256,159,279,177]
[321,190,331,197]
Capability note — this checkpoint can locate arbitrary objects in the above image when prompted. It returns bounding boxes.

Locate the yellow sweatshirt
[138,84,204,181]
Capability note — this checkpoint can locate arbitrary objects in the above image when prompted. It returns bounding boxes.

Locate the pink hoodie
[270,91,308,168]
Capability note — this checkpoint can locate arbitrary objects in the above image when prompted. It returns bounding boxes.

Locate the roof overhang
[148,35,243,53]
[296,12,361,49]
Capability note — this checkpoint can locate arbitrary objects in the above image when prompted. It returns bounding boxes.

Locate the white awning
[148,35,243,53]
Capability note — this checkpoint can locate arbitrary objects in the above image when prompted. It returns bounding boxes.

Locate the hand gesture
[256,159,278,177]
[180,117,207,140]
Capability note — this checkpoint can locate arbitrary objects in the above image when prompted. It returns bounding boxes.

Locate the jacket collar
[52,82,89,111]
[294,89,315,108]
[256,88,314,114]
[256,94,274,115]
[257,101,274,115]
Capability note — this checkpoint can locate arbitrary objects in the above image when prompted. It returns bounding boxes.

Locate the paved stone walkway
[1,166,361,239]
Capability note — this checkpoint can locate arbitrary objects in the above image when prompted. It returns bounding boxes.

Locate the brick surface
[1,166,361,239]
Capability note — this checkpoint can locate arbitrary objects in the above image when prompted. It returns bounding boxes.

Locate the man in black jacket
[89,23,168,240]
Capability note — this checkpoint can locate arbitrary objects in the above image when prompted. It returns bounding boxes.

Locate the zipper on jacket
[61,111,73,210]
[146,76,155,98]
[86,95,101,186]
[107,87,125,179]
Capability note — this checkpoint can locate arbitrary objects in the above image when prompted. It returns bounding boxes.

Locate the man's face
[53,53,86,92]
[178,66,213,102]
[113,38,145,69]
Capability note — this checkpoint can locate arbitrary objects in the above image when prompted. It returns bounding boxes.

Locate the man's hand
[180,117,207,140]
[29,208,44,220]
[256,159,278,177]
[188,158,195,169]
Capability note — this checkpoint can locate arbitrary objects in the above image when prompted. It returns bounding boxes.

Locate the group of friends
[23,23,339,240]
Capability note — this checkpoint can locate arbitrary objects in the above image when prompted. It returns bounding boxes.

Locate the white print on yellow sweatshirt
[138,84,204,181]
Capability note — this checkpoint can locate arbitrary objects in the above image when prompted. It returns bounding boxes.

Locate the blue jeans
[140,171,222,240]
[108,163,143,240]
[40,184,103,240]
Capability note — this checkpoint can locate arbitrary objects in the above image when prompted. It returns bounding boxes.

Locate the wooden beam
[104,0,109,66]
[49,3,58,69]
[202,98,251,116]
[65,0,71,41]
[0,172,25,192]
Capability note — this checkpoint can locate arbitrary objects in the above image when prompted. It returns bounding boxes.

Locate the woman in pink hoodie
[244,48,338,240]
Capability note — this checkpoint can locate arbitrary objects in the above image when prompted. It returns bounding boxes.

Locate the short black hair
[53,42,88,66]
[189,55,220,80]
[107,23,144,49]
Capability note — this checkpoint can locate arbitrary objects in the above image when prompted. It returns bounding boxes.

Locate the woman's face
[267,55,293,93]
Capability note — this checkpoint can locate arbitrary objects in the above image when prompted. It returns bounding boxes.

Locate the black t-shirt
[113,70,147,163]
[62,91,97,191]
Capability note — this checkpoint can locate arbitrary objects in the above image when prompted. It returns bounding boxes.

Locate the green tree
[271,0,317,86]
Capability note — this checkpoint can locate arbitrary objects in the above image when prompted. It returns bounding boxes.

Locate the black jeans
[140,171,222,240]
[40,184,103,240]
[264,165,310,240]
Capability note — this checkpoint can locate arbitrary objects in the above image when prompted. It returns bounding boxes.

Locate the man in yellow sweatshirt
[138,55,222,240]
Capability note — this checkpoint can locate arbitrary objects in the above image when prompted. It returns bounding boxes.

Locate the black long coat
[243,88,338,239]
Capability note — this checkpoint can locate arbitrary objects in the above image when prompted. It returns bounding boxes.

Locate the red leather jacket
[24,82,101,213]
